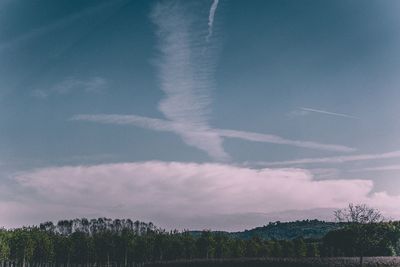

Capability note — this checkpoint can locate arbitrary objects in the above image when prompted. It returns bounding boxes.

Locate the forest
[0,218,400,266]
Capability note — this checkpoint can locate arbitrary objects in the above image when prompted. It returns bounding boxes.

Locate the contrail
[72,114,356,153]
[253,150,400,166]
[206,0,219,41]
[300,107,359,119]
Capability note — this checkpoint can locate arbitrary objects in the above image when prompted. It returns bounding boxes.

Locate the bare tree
[334,203,384,267]
[335,203,383,224]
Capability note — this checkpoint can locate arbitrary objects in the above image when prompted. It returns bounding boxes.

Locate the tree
[0,230,10,261]
[306,242,319,257]
[214,233,229,258]
[293,238,307,257]
[334,203,384,267]
[196,231,215,259]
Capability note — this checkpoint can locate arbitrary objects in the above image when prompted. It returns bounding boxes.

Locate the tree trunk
[359,255,363,267]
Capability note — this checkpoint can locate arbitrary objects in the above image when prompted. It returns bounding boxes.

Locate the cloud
[2,161,399,230]
[256,150,400,166]
[206,0,219,41]
[351,164,400,172]
[217,129,354,152]
[145,0,228,161]
[298,107,359,119]
[33,77,107,98]
[70,1,354,160]
[72,114,355,153]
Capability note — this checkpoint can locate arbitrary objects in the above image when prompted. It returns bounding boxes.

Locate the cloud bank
[3,161,400,230]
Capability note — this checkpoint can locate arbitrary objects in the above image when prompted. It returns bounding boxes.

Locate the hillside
[190,219,343,240]
[230,219,343,240]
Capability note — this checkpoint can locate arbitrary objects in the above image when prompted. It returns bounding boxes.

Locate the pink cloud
[1,161,398,230]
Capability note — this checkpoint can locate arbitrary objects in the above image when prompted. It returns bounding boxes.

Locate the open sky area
[1,0,400,231]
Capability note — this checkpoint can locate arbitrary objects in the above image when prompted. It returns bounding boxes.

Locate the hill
[231,219,343,240]
[190,219,343,240]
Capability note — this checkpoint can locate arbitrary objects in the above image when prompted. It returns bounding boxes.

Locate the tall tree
[334,203,384,267]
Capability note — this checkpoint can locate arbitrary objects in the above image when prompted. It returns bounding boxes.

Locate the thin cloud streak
[206,0,219,41]
[72,114,355,153]
[352,165,400,172]
[300,107,359,119]
[257,150,400,166]
[217,129,354,152]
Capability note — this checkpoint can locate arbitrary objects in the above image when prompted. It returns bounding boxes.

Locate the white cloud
[2,161,399,230]
[145,1,229,161]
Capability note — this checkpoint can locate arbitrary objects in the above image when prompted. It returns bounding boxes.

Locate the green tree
[271,240,282,257]
[31,230,54,263]
[214,233,229,259]
[9,229,35,266]
[0,230,10,261]
[293,238,307,257]
[306,242,320,257]
[229,239,245,258]
[196,231,215,259]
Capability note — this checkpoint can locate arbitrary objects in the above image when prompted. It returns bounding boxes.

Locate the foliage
[0,217,399,265]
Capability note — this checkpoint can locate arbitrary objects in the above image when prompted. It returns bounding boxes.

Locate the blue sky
[1,0,400,230]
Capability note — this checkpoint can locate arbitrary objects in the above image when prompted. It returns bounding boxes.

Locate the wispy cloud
[72,114,355,153]
[72,1,354,160]
[256,150,400,166]
[299,107,359,119]
[351,165,400,172]
[148,0,228,161]
[216,129,354,152]
[33,77,107,98]
[206,0,219,41]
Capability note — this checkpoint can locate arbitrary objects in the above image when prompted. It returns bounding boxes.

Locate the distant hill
[190,219,343,240]
[230,219,343,240]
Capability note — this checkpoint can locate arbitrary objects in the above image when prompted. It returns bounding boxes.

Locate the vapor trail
[206,0,219,41]
[300,107,359,119]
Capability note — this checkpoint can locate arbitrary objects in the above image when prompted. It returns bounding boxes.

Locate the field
[144,257,400,267]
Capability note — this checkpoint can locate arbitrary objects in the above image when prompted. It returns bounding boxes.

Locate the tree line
[0,216,399,266]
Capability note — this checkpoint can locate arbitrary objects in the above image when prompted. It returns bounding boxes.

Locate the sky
[1,0,400,231]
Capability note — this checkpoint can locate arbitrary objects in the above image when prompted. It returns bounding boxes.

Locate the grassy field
[144,257,400,267]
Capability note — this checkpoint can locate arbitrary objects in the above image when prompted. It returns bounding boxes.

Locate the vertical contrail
[206,0,219,41]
